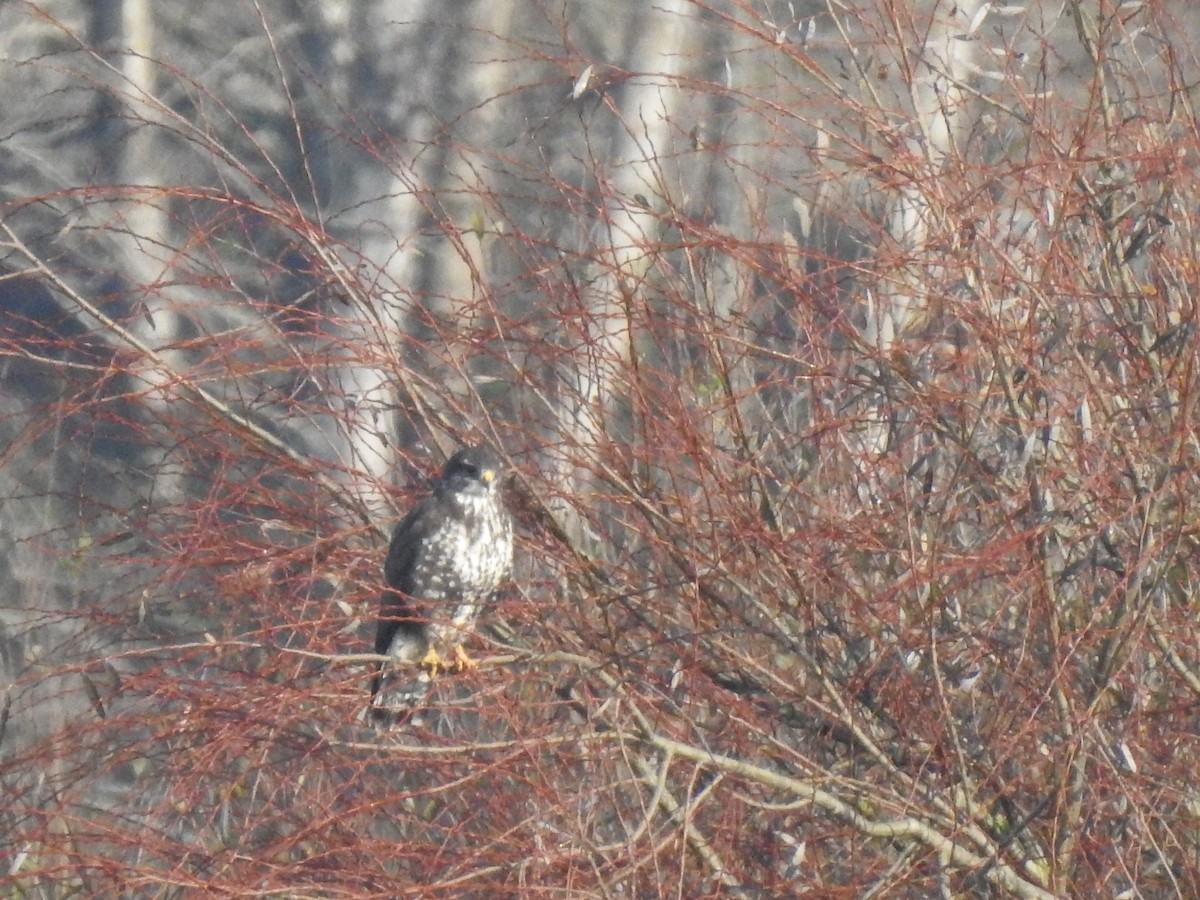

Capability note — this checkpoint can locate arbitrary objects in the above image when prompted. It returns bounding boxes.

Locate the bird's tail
[368,665,434,728]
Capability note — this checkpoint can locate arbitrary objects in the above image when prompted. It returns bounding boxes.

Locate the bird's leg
[419,646,446,677]
[452,645,477,672]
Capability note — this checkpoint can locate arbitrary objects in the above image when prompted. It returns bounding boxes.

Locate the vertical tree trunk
[552,0,696,546]
[862,0,982,465]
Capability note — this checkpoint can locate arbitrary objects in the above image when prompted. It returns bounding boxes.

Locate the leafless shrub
[2,0,1200,896]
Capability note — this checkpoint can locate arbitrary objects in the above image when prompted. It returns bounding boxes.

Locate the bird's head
[437,445,505,499]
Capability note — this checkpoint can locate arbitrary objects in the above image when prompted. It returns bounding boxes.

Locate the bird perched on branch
[369,445,513,725]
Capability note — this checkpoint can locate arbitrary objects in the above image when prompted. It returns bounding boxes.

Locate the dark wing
[373,495,444,659]
[370,498,442,710]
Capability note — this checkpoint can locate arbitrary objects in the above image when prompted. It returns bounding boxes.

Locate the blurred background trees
[3,0,1200,895]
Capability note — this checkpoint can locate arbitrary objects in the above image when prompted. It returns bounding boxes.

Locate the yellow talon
[453,645,476,672]
[419,647,446,676]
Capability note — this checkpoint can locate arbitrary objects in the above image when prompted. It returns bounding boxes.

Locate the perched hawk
[369,445,513,723]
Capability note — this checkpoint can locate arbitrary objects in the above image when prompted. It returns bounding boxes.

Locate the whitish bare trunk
[552,0,696,545]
